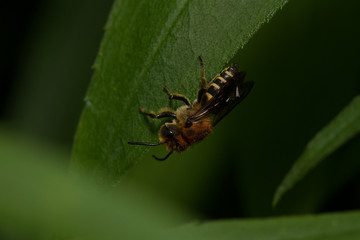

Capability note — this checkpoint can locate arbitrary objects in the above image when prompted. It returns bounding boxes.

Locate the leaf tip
[272,186,282,208]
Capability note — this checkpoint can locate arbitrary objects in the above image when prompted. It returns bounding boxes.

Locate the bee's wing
[212,80,254,126]
[186,91,228,123]
[188,74,254,126]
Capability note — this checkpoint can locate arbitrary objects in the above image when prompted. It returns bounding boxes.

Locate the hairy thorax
[161,105,213,152]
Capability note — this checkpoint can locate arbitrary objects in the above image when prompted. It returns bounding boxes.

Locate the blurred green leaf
[273,95,360,207]
[175,211,360,240]
[71,0,288,182]
[0,129,189,240]
[1,128,360,240]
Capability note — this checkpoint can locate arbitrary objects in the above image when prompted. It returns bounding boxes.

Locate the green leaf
[2,128,360,240]
[174,211,360,240]
[71,0,288,182]
[273,95,360,207]
[0,129,188,240]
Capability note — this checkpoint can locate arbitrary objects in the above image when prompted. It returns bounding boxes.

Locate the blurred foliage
[273,96,360,206]
[1,0,360,239]
[0,128,190,240]
[178,211,360,240]
[1,131,359,240]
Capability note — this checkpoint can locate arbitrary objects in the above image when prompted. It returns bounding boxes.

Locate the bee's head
[160,123,179,141]
[159,123,188,152]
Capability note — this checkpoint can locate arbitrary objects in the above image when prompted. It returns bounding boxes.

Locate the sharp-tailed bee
[128,56,254,161]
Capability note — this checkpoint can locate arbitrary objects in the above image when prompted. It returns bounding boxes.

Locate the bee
[128,56,254,160]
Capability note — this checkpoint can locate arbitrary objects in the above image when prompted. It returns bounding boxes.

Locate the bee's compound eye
[161,124,179,139]
[185,119,193,128]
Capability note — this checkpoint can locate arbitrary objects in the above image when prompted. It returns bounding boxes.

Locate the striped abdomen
[200,64,240,105]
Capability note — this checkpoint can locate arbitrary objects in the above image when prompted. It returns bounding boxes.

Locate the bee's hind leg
[196,56,208,103]
[163,86,191,106]
[198,56,207,89]
[139,107,176,119]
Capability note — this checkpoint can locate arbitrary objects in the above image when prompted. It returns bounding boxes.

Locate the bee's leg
[163,86,191,106]
[198,56,207,89]
[139,107,176,119]
[196,88,206,103]
[152,151,173,161]
[196,56,208,103]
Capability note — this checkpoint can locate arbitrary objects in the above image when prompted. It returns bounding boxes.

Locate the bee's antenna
[127,142,164,146]
[152,151,173,161]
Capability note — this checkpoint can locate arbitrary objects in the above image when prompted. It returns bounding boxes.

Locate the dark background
[1,0,360,220]
[1,0,113,147]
